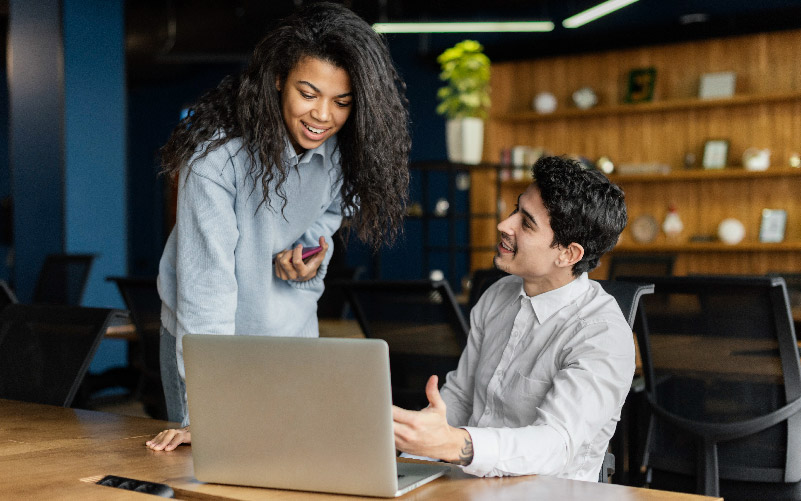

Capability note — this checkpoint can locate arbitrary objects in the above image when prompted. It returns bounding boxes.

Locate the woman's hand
[146,426,191,451]
[274,236,328,282]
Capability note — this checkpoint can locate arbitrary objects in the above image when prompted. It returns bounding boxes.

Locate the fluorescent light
[372,21,555,34]
[562,0,639,29]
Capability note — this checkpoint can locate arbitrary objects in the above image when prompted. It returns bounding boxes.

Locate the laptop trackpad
[396,462,449,495]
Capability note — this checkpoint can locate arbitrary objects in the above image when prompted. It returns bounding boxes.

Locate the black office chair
[594,279,655,483]
[32,253,96,306]
[0,304,122,407]
[340,279,469,410]
[768,272,801,310]
[106,276,167,420]
[0,279,18,311]
[620,275,801,499]
[607,253,676,281]
[467,267,509,312]
[317,265,365,319]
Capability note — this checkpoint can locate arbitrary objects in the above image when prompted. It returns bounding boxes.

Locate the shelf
[608,167,801,183]
[492,91,801,122]
[497,167,801,187]
[613,241,801,253]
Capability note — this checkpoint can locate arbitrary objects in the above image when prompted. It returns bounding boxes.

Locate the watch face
[630,214,659,243]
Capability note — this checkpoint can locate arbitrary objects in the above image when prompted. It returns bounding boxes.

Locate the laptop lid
[183,335,447,497]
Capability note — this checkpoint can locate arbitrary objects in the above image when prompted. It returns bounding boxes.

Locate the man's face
[494,184,567,290]
[277,56,353,154]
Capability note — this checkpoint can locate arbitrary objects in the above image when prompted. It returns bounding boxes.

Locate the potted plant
[436,39,491,164]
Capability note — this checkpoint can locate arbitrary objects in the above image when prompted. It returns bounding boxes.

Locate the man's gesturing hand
[392,375,473,465]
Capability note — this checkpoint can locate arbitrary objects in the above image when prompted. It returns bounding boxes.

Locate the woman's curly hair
[160,2,410,249]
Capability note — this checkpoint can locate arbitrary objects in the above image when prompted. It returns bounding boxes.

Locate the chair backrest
[0,279,18,311]
[596,279,655,329]
[0,304,120,407]
[340,279,468,410]
[620,275,801,497]
[33,253,96,306]
[594,279,654,483]
[106,276,167,419]
[468,268,509,311]
[768,272,801,310]
[317,265,365,319]
[607,253,675,280]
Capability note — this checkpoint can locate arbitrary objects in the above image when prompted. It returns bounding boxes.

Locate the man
[393,155,632,481]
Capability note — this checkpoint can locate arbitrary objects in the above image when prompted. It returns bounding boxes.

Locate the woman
[147,2,409,451]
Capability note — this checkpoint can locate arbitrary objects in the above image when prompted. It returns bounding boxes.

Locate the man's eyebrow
[297,80,353,98]
[516,194,537,227]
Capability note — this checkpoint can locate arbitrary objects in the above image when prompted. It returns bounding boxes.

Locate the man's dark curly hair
[532,156,627,276]
[160,2,410,249]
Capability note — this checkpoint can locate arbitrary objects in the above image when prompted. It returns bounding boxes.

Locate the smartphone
[289,245,323,264]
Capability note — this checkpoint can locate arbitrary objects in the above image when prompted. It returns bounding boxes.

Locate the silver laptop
[183,334,449,497]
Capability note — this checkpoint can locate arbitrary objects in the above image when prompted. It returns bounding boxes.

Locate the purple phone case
[289,246,322,263]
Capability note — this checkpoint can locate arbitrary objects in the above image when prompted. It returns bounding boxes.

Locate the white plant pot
[446,117,484,165]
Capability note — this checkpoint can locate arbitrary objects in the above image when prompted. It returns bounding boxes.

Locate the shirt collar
[520,273,590,324]
[282,135,333,166]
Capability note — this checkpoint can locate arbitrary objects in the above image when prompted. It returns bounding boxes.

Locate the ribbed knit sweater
[158,134,344,377]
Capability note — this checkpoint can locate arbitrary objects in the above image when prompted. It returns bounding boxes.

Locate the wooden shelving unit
[469,28,801,277]
[493,91,801,122]
[614,242,801,253]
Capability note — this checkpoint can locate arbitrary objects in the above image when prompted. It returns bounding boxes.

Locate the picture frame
[624,67,657,103]
[699,71,737,100]
[759,209,787,243]
[702,139,729,169]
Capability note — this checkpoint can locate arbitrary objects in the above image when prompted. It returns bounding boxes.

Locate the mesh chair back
[607,254,675,280]
[107,276,166,419]
[341,279,468,410]
[622,275,801,497]
[33,253,95,305]
[0,304,119,407]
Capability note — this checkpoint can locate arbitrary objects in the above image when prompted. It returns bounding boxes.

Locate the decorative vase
[662,205,684,239]
[446,117,484,165]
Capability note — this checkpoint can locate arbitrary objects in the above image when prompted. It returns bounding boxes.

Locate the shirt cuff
[459,426,500,477]
[288,263,327,290]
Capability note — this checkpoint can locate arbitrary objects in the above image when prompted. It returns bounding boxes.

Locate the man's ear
[275,77,282,92]
[557,242,584,268]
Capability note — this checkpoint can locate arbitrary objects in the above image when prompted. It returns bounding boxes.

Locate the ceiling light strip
[372,21,555,33]
[562,0,640,29]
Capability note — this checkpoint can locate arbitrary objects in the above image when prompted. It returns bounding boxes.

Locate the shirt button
[484,408,490,415]
[496,370,503,377]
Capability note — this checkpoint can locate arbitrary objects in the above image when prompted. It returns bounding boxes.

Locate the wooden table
[0,399,720,500]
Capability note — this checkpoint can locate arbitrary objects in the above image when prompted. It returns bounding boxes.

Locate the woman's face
[277,56,353,154]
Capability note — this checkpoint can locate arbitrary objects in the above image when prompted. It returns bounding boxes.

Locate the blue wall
[6,0,128,374]
[7,0,66,301]
[63,0,127,308]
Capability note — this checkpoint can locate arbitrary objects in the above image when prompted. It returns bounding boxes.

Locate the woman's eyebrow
[297,80,353,98]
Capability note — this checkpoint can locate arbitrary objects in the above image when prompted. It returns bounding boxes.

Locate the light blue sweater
[158,134,344,377]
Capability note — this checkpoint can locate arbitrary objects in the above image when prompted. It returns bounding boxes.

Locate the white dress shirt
[441,273,634,481]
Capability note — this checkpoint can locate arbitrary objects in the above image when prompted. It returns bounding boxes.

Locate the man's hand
[392,375,474,465]
[274,236,328,282]
[146,426,191,451]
